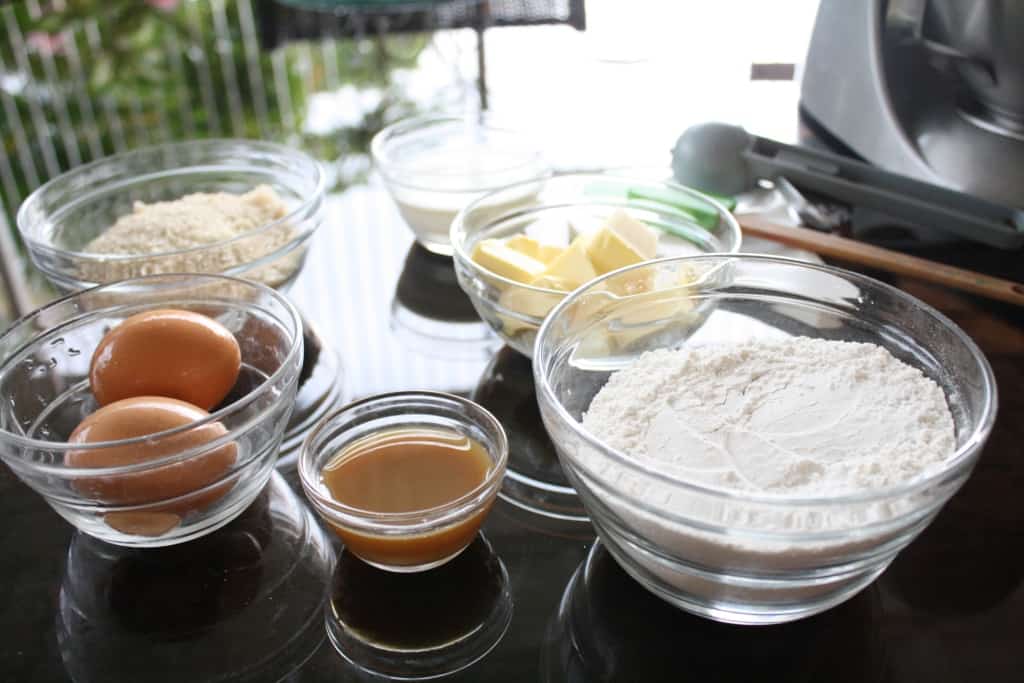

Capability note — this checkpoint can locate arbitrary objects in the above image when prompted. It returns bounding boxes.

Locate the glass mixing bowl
[0,274,304,547]
[300,391,508,573]
[533,255,997,624]
[372,113,551,255]
[451,174,742,357]
[16,139,327,293]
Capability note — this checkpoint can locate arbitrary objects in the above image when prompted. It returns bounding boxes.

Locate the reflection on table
[326,533,512,680]
[541,541,885,683]
[277,315,347,470]
[473,346,587,521]
[56,474,334,683]
[391,242,498,362]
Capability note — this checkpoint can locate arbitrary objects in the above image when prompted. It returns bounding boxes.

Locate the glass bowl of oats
[16,139,327,294]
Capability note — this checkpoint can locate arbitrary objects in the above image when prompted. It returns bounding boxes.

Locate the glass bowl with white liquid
[371,114,551,255]
[533,255,997,625]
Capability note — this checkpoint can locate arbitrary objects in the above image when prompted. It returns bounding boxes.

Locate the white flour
[583,337,955,497]
[576,337,958,608]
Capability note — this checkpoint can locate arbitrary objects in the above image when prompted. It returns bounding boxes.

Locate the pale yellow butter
[604,209,658,259]
[497,286,564,335]
[534,237,597,290]
[584,226,646,275]
[605,266,699,350]
[472,239,547,284]
[506,234,563,264]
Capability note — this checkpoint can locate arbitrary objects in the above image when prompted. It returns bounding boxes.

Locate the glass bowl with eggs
[533,255,997,624]
[16,138,327,294]
[0,274,304,547]
[16,139,343,472]
[450,174,742,357]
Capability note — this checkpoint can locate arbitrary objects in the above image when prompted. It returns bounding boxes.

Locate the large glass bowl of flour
[17,139,327,294]
[533,254,997,625]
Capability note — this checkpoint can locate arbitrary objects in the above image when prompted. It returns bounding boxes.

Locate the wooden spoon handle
[738,214,1024,307]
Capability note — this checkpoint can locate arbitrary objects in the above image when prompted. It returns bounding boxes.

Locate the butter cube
[472,239,547,284]
[506,234,563,264]
[605,209,658,259]
[532,274,579,291]
[584,226,646,275]
[534,236,597,290]
[606,270,654,296]
[506,234,540,256]
[607,268,699,350]
[497,286,563,335]
[537,244,564,263]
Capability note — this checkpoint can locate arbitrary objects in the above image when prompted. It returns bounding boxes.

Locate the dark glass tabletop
[2,183,1022,682]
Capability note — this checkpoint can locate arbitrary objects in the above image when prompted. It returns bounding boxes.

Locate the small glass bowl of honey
[299,391,508,573]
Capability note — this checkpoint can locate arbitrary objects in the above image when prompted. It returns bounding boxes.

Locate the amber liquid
[321,427,494,569]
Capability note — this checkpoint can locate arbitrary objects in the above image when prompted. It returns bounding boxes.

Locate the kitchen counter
[1,182,1022,682]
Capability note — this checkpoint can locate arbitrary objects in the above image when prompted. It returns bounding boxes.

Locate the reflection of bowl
[17,139,326,293]
[394,243,483,323]
[372,114,551,255]
[300,391,508,572]
[541,541,884,682]
[57,473,334,683]
[326,533,512,679]
[880,459,1024,616]
[0,275,304,547]
[390,243,498,360]
[534,255,997,624]
[472,346,587,521]
[275,319,347,471]
[451,174,742,357]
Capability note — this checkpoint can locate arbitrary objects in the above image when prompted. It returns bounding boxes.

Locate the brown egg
[90,309,241,410]
[67,397,238,529]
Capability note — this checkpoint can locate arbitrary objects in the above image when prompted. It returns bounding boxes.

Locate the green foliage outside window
[0,0,430,222]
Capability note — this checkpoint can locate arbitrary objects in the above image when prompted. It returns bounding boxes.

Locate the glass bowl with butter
[450,174,742,357]
[299,391,508,573]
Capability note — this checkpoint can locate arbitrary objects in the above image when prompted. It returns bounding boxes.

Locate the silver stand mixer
[801,0,1024,210]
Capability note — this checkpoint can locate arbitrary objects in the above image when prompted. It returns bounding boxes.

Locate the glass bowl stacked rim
[15,138,327,276]
[449,173,743,296]
[532,253,998,519]
[370,113,550,194]
[0,273,304,478]
[298,390,509,527]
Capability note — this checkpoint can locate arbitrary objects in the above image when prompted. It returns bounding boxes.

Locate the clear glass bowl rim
[450,173,743,295]
[299,390,509,525]
[370,112,549,193]
[16,138,327,263]
[533,253,999,507]
[0,273,304,473]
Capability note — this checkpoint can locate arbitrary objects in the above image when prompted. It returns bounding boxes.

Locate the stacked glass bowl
[16,139,345,470]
